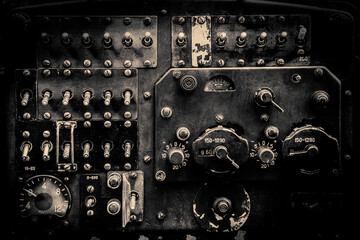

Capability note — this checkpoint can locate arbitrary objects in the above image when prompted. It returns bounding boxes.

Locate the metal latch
[56,121,78,172]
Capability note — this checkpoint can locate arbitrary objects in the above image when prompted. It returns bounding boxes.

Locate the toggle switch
[216,32,227,47]
[123,32,133,47]
[277,31,288,45]
[123,141,133,158]
[20,90,31,107]
[85,196,96,208]
[82,142,92,158]
[103,142,112,158]
[82,90,92,106]
[82,33,92,47]
[103,32,113,48]
[296,26,307,45]
[257,32,267,47]
[61,32,72,46]
[63,143,71,159]
[62,90,72,105]
[123,90,132,105]
[41,90,51,106]
[254,87,284,112]
[41,32,50,45]
[21,142,32,162]
[41,141,53,161]
[103,90,113,106]
[236,32,247,47]
[176,32,187,46]
[142,32,153,46]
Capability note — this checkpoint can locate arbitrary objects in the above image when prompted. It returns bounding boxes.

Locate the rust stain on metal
[192,16,212,67]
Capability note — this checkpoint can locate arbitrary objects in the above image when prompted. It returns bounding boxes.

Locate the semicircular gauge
[204,75,235,92]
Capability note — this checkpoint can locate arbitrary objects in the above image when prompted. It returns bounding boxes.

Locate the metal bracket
[56,121,78,172]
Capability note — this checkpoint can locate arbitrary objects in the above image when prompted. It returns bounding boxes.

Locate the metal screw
[172,70,182,79]
[215,114,224,123]
[177,17,185,25]
[177,60,185,67]
[278,15,286,23]
[84,112,92,120]
[104,121,112,128]
[43,69,51,77]
[260,113,269,122]
[143,91,151,100]
[104,60,112,68]
[197,16,205,24]
[124,69,132,77]
[144,60,152,68]
[23,69,31,77]
[124,120,132,128]
[83,59,92,67]
[124,111,132,119]
[130,214,137,221]
[42,60,51,67]
[314,68,323,76]
[104,112,112,120]
[87,210,94,216]
[22,131,30,138]
[63,69,71,77]
[143,155,151,163]
[84,69,92,77]
[42,130,50,138]
[63,112,72,119]
[345,90,352,96]
[155,170,166,181]
[344,154,351,160]
[144,17,152,25]
[84,163,92,171]
[257,59,265,66]
[124,163,132,170]
[292,74,302,83]
[63,60,71,68]
[237,59,245,66]
[43,112,51,120]
[124,17,132,25]
[131,172,137,178]
[84,121,91,128]
[22,112,31,120]
[237,16,246,24]
[104,163,111,170]
[297,49,305,55]
[217,16,226,24]
[124,60,132,68]
[157,211,166,220]
[87,185,95,193]
[104,69,112,77]
[276,58,285,66]
[217,59,225,67]
[161,9,167,15]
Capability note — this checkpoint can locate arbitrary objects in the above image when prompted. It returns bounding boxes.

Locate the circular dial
[193,125,249,174]
[19,175,71,217]
[161,141,191,170]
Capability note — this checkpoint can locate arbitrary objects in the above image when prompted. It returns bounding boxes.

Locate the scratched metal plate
[36,16,157,68]
[154,67,340,182]
[172,15,311,67]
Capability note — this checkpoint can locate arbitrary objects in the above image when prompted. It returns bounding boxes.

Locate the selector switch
[257,146,275,164]
[168,147,185,165]
[254,87,284,112]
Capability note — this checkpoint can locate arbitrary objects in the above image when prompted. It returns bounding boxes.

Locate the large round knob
[257,147,275,164]
[168,147,185,165]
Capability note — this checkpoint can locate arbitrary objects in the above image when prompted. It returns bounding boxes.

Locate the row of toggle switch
[20,140,133,162]
[41,32,154,48]
[20,89,133,107]
[176,28,307,48]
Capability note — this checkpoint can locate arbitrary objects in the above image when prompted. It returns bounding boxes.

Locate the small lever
[214,145,240,169]
[288,144,319,157]
[255,88,285,113]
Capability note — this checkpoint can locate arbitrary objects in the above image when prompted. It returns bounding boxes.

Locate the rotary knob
[257,147,275,164]
[168,147,185,165]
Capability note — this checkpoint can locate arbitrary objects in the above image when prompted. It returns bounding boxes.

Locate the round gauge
[204,75,235,92]
[19,175,71,217]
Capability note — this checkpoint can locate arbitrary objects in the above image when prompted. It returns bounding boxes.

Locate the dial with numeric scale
[19,175,71,217]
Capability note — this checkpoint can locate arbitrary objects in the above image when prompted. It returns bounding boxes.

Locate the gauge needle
[23,188,37,197]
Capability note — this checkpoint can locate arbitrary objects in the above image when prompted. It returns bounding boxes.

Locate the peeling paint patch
[192,16,212,67]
